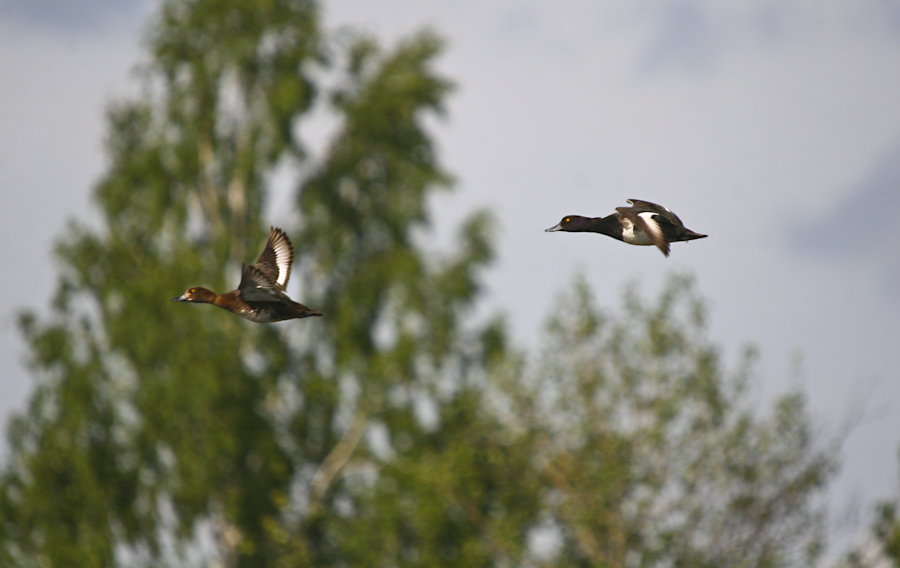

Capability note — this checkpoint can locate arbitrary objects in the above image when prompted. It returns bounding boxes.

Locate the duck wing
[616,206,670,257]
[626,199,685,228]
[238,264,285,303]
[252,227,294,290]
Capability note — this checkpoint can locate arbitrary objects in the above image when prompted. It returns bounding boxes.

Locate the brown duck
[172,227,322,322]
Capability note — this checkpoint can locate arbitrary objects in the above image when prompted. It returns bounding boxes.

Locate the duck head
[545,215,593,232]
[172,287,217,303]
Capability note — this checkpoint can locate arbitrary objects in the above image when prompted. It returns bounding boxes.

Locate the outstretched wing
[626,198,669,215]
[254,227,294,290]
[627,199,685,229]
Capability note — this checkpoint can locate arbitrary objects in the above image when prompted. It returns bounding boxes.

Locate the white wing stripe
[638,212,663,241]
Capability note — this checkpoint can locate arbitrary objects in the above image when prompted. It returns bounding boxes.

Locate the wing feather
[632,211,670,256]
[238,264,284,303]
[254,227,294,289]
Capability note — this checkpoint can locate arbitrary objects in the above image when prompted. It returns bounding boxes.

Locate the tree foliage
[296,274,836,568]
[1,1,839,567]
[840,450,900,568]
[499,274,836,567]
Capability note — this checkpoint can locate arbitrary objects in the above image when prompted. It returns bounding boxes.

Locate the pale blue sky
[2,0,899,559]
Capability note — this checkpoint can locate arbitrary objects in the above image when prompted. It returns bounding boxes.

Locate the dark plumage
[172,227,322,322]
[545,199,707,257]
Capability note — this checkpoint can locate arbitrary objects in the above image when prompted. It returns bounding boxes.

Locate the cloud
[635,0,900,77]
[789,134,900,289]
[637,0,720,74]
[495,6,538,38]
[0,0,149,35]
[633,0,801,76]
[639,0,803,74]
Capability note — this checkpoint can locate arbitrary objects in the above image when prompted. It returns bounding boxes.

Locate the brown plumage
[172,227,322,323]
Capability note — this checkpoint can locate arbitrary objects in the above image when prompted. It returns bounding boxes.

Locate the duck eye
[565,217,570,223]
[190,288,196,294]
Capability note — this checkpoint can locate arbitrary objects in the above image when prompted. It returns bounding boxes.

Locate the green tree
[840,449,900,568]
[513,274,837,567]
[0,0,496,566]
[874,495,900,566]
[316,273,839,568]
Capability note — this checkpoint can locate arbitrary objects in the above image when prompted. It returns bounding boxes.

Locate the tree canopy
[1,1,840,567]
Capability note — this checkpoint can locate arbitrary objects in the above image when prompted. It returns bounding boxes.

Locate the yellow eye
[190,288,196,294]
[565,217,570,223]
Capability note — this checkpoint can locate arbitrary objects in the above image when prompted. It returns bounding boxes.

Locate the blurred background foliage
[1,0,898,566]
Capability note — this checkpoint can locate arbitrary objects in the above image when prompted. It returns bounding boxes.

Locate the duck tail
[682,230,708,241]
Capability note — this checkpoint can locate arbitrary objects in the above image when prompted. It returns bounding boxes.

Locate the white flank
[622,216,653,246]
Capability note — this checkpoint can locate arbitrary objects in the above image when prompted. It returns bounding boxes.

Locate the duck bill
[171,294,188,302]
[545,223,563,232]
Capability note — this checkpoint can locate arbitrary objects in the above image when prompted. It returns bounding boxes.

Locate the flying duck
[172,227,322,322]
[545,199,707,257]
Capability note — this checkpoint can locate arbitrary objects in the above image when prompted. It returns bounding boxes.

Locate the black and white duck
[545,199,707,257]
